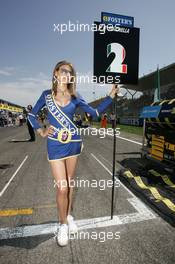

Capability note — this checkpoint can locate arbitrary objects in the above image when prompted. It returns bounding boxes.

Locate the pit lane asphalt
[0,125,174,264]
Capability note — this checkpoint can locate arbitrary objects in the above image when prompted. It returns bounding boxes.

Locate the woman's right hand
[109,84,121,99]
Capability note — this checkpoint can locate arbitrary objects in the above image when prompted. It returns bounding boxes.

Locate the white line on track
[0,153,156,240]
[90,153,156,215]
[115,135,142,145]
[0,197,156,240]
[89,127,143,145]
[98,153,113,167]
[91,153,135,198]
[0,155,28,197]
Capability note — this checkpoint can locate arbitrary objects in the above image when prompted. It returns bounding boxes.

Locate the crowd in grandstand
[0,112,25,127]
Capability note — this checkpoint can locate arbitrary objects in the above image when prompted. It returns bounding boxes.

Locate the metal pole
[111,91,117,220]
[141,118,146,158]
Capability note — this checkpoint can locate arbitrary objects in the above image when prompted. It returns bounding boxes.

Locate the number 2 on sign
[106,43,127,74]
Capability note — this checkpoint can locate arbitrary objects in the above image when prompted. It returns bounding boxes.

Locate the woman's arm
[77,84,120,118]
[27,91,46,136]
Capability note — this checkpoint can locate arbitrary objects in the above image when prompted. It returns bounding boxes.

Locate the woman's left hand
[42,127,50,138]
[40,127,54,138]
[109,84,121,99]
[47,127,55,137]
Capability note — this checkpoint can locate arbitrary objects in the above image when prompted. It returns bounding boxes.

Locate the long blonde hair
[52,60,77,98]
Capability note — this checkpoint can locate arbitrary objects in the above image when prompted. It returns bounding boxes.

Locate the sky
[0,0,175,107]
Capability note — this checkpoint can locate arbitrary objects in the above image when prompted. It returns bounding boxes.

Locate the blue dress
[27,89,113,161]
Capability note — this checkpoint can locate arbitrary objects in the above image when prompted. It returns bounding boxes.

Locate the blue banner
[140,106,161,118]
[101,12,134,28]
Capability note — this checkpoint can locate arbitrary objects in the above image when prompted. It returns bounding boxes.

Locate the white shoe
[67,214,78,234]
[56,223,69,246]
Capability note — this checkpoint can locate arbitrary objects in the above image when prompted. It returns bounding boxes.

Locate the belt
[47,125,82,144]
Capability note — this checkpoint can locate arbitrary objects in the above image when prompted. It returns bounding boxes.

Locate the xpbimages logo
[53,20,130,35]
[53,229,121,243]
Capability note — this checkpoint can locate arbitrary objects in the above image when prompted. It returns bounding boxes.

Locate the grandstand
[89,62,175,124]
[0,98,24,113]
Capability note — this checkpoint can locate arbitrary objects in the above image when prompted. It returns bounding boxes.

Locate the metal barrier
[141,99,175,170]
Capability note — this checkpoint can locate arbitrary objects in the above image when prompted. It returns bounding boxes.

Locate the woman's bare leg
[49,160,68,224]
[65,156,79,215]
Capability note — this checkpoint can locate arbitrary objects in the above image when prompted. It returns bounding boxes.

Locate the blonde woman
[28,60,120,246]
